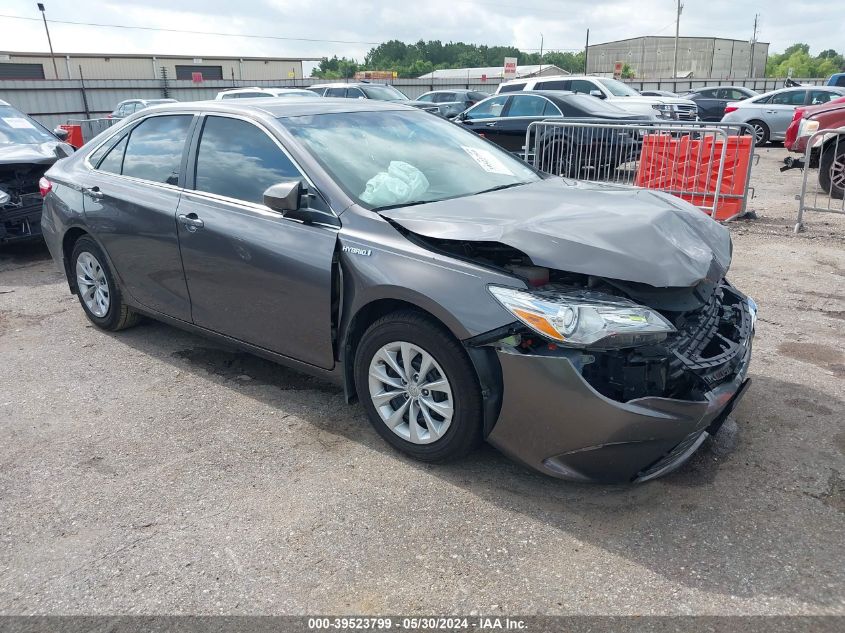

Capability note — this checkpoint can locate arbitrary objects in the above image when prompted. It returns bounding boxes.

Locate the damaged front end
[1,163,48,243]
[445,241,755,483]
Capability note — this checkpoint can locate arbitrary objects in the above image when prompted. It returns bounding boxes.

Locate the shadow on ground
[102,314,845,609]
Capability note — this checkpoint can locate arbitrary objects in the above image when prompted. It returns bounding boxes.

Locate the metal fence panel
[794,128,845,232]
[525,119,756,219]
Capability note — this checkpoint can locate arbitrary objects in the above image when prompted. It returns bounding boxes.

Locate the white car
[214,87,317,100]
[495,75,698,121]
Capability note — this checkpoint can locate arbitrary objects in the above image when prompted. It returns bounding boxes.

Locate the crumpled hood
[381,178,732,288]
[0,141,68,166]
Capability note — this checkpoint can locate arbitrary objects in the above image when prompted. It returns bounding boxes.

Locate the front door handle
[82,186,103,200]
[485,122,497,127]
[177,213,204,231]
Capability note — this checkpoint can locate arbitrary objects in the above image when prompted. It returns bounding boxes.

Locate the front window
[194,116,301,204]
[361,85,408,101]
[595,78,640,97]
[281,110,540,209]
[0,105,57,145]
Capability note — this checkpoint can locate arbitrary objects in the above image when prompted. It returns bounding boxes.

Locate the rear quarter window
[498,83,526,93]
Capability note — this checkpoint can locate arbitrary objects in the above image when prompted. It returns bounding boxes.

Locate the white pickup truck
[495,75,699,121]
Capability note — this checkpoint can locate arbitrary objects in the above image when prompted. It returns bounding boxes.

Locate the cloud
[2,0,843,66]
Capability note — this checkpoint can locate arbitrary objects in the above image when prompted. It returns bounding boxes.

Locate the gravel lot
[0,147,843,615]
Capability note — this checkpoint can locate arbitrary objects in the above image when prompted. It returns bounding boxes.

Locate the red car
[782,96,845,197]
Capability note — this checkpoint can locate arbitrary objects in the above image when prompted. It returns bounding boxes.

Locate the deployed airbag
[360,161,429,207]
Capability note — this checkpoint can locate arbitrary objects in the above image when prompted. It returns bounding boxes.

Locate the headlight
[651,104,675,120]
[489,286,676,349]
[798,119,820,137]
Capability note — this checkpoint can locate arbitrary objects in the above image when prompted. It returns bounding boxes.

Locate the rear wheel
[354,310,483,462]
[819,142,845,199]
[70,236,140,331]
[747,120,770,146]
[541,140,574,177]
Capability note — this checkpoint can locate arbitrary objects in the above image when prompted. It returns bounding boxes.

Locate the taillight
[724,105,738,114]
[39,176,52,197]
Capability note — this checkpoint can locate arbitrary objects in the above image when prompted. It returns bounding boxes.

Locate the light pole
[37,3,60,79]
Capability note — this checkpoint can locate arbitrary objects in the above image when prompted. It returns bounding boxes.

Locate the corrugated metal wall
[587,37,769,79]
[0,53,306,81]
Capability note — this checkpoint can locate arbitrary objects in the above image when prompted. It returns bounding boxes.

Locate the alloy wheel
[75,251,110,317]
[831,153,845,191]
[367,341,454,445]
[752,123,766,145]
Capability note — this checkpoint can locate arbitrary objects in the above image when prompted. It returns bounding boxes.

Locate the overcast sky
[2,0,842,75]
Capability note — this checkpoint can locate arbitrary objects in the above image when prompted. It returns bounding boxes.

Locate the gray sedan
[721,86,845,144]
[40,98,755,483]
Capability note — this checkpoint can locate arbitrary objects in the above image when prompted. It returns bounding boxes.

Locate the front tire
[70,236,140,331]
[354,310,483,462]
[819,143,845,199]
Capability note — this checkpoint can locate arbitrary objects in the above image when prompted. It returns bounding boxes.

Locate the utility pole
[539,33,543,72]
[672,1,684,80]
[584,28,590,74]
[37,3,59,79]
[749,13,759,78]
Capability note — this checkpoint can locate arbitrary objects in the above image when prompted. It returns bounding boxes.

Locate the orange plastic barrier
[59,124,84,149]
[635,134,753,221]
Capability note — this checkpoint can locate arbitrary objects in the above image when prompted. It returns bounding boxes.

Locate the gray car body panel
[42,98,753,484]
[381,177,732,288]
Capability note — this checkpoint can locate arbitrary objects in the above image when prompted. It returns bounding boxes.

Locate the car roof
[134,97,418,119]
[310,82,389,88]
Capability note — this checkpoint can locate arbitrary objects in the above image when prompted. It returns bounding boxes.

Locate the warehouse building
[586,37,769,80]
[0,51,319,81]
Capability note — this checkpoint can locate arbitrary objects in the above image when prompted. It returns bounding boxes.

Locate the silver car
[721,86,845,145]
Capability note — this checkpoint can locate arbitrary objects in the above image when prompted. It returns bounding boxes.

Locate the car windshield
[281,109,540,209]
[596,78,640,97]
[361,85,409,101]
[0,105,56,145]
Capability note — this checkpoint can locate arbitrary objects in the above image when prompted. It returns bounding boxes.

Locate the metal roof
[417,65,568,79]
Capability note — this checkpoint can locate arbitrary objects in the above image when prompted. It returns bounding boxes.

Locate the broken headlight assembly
[488,285,676,350]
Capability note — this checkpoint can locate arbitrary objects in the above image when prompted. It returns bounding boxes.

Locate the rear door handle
[177,213,204,231]
[82,186,103,200]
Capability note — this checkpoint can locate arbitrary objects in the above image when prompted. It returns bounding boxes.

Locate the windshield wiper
[474,182,528,195]
[370,200,434,212]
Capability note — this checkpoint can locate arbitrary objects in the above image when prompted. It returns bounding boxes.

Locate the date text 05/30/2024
[307,617,528,630]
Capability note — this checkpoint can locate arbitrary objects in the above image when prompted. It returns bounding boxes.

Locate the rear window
[121,115,192,184]
[498,83,526,93]
[535,80,569,91]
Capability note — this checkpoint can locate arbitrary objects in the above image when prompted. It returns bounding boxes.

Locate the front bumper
[0,200,42,243]
[486,291,755,484]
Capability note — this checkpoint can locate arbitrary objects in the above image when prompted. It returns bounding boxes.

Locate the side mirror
[53,127,69,141]
[263,180,323,224]
[457,111,468,121]
[263,180,303,213]
[589,90,605,99]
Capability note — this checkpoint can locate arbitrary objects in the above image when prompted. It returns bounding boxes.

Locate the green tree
[765,44,844,78]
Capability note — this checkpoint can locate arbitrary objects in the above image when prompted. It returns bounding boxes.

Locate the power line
[0,13,583,52]
[0,14,382,46]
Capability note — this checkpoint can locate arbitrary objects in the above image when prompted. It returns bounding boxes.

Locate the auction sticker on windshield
[461,146,514,175]
[2,117,37,129]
